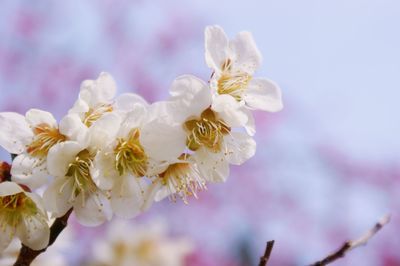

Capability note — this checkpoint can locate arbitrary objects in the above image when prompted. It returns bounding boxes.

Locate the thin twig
[309,214,391,266]
[13,208,73,266]
[259,240,275,266]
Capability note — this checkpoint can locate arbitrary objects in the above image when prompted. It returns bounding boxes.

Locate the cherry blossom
[0,182,49,251]
[205,25,283,112]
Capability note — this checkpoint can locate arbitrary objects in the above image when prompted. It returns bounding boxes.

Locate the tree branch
[13,208,73,266]
[309,214,391,266]
[259,240,275,266]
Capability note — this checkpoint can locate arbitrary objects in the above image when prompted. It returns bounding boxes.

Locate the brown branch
[309,214,391,266]
[259,240,275,266]
[13,208,73,266]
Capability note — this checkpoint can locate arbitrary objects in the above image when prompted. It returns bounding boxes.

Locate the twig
[13,208,73,266]
[259,240,275,266]
[309,214,391,266]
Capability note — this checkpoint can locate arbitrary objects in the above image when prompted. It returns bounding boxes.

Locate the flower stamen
[158,154,207,204]
[217,58,252,101]
[184,108,230,152]
[27,123,66,157]
[66,149,97,196]
[0,192,37,229]
[114,128,147,177]
[83,103,113,127]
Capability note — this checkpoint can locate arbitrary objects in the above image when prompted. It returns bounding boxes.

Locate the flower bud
[0,161,11,183]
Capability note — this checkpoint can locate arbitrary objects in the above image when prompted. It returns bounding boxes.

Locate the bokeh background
[1,0,399,265]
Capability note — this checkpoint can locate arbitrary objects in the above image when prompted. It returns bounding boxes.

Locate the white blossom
[0,110,67,189]
[164,75,256,183]
[147,154,207,204]
[0,25,282,233]
[69,72,117,128]
[43,139,113,226]
[90,220,193,266]
[91,99,187,217]
[0,182,49,251]
[68,72,146,131]
[42,109,122,226]
[205,25,283,112]
[0,221,72,266]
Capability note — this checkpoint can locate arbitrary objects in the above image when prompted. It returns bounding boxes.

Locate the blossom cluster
[1,219,191,266]
[89,220,193,266]
[0,26,282,251]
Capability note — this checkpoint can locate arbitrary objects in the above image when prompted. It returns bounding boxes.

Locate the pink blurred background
[1,1,399,265]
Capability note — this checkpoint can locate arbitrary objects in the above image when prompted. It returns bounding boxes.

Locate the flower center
[83,103,113,127]
[26,123,66,157]
[114,129,147,177]
[133,239,156,261]
[217,58,252,101]
[66,149,97,195]
[1,193,27,210]
[0,192,37,228]
[158,154,206,203]
[184,108,230,152]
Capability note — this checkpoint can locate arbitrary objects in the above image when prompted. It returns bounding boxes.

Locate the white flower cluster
[0,26,282,251]
[0,223,72,266]
[89,220,193,266]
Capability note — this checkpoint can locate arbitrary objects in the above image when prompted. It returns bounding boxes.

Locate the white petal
[141,181,163,212]
[244,78,283,112]
[68,97,89,115]
[59,113,89,144]
[115,93,148,112]
[74,192,112,226]
[43,177,74,217]
[0,223,15,252]
[193,148,230,183]
[140,120,186,162]
[94,72,117,102]
[110,176,145,219]
[25,192,47,214]
[243,108,256,136]
[225,132,256,165]
[0,181,23,197]
[79,72,116,107]
[0,112,32,154]
[118,104,148,137]
[89,113,122,150]
[47,141,83,177]
[154,183,173,202]
[25,109,57,128]
[205,25,229,71]
[91,241,115,265]
[148,100,185,124]
[169,75,212,119]
[16,214,49,250]
[145,159,169,177]
[211,94,248,127]
[229,31,262,74]
[91,152,116,190]
[11,154,49,189]
[34,254,67,266]
[78,79,95,104]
